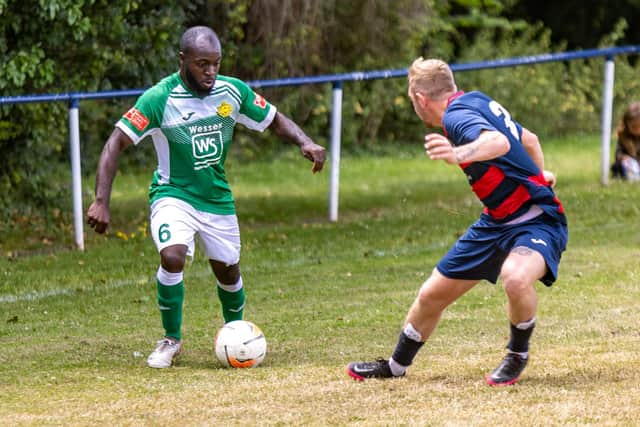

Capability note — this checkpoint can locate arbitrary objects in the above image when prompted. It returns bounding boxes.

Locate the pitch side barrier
[1,45,638,250]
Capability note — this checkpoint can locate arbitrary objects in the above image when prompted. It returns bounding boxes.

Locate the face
[180,39,221,97]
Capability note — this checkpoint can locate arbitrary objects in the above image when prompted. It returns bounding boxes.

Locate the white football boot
[147,337,182,368]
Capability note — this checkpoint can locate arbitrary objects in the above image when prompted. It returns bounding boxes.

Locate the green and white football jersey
[117,72,276,214]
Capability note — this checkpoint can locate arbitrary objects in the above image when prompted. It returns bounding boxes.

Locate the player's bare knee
[218,269,240,285]
[211,261,240,285]
[415,284,446,313]
[160,248,186,273]
[502,273,532,299]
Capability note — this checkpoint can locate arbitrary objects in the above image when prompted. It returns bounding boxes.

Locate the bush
[0,1,188,219]
[452,20,640,139]
[2,1,639,250]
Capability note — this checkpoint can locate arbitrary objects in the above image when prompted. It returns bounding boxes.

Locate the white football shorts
[149,197,241,265]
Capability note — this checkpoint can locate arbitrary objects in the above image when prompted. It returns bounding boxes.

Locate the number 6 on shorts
[158,223,171,243]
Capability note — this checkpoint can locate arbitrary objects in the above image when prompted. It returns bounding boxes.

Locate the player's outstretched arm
[87,128,133,234]
[268,112,326,173]
[424,131,510,164]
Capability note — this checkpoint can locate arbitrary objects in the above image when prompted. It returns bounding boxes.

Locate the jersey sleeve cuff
[116,121,143,145]
[237,105,277,133]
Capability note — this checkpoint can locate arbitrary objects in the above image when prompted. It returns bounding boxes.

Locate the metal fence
[1,45,639,250]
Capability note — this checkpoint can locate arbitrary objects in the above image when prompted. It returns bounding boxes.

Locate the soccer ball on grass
[214,320,267,368]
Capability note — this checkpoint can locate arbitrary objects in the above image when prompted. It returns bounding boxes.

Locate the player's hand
[424,133,456,164]
[301,141,326,173]
[87,200,110,234]
[543,170,556,187]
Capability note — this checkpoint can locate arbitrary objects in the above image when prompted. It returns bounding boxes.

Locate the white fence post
[68,98,85,250]
[600,56,615,186]
[328,81,343,222]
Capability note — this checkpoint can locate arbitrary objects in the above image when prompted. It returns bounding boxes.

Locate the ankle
[507,349,528,359]
[388,358,408,376]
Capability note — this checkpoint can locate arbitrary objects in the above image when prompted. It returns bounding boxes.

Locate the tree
[0,1,190,223]
[504,0,640,49]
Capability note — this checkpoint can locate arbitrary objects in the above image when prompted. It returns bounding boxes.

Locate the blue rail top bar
[2,45,639,105]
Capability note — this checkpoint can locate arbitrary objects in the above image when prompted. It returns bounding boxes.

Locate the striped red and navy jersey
[443,91,566,224]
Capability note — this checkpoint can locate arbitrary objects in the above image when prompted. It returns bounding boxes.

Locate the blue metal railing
[3,45,638,104]
[2,45,639,249]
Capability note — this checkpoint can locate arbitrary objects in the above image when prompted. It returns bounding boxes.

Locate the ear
[414,92,429,108]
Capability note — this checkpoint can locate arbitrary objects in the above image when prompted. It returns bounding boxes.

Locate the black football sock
[390,323,424,374]
[507,318,535,356]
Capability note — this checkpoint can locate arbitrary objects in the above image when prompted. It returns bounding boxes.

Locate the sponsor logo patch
[192,131,223,162]
[253,93,267,109]
[124,107,150,131]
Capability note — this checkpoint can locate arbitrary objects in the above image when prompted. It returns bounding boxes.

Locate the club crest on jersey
[217,101,233,118]
[123,107,150,131]
[253,93,267,109]
[192,131,223,170]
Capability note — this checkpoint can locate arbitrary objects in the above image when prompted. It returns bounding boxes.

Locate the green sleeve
[117,84,168,143]
[224,76,276,131]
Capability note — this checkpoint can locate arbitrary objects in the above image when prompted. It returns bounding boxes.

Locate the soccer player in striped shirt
[347,58,567,386]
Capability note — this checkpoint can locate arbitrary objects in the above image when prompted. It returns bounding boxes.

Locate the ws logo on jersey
[192,131,223,170]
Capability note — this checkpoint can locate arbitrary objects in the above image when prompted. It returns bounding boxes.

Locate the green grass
[1,135,640,426]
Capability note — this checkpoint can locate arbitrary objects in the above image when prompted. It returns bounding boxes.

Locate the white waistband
[504,205,543,225]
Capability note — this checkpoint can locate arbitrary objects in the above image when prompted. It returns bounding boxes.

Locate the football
[214,320,267,368]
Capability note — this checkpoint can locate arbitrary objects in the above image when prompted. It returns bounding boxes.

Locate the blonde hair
[408,57,456,100]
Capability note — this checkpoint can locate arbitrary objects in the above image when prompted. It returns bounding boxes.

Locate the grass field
[1,135,639,426]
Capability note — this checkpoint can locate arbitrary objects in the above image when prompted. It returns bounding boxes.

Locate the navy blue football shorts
[436,214,568,286]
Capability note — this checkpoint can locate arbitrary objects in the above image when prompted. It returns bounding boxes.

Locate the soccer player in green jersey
[87,26,326,368]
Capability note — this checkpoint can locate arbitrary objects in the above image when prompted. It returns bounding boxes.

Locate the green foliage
[2,0,640,243]
[0,0,189,222]
[504,0,640,49]
[452,21,640,138]
[212,0,436,153]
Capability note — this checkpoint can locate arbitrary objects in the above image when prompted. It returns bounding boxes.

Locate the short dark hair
[180,26,220,55]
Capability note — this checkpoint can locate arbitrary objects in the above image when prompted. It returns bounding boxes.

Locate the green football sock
[157,280,184,340]
[217,284,245,323]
